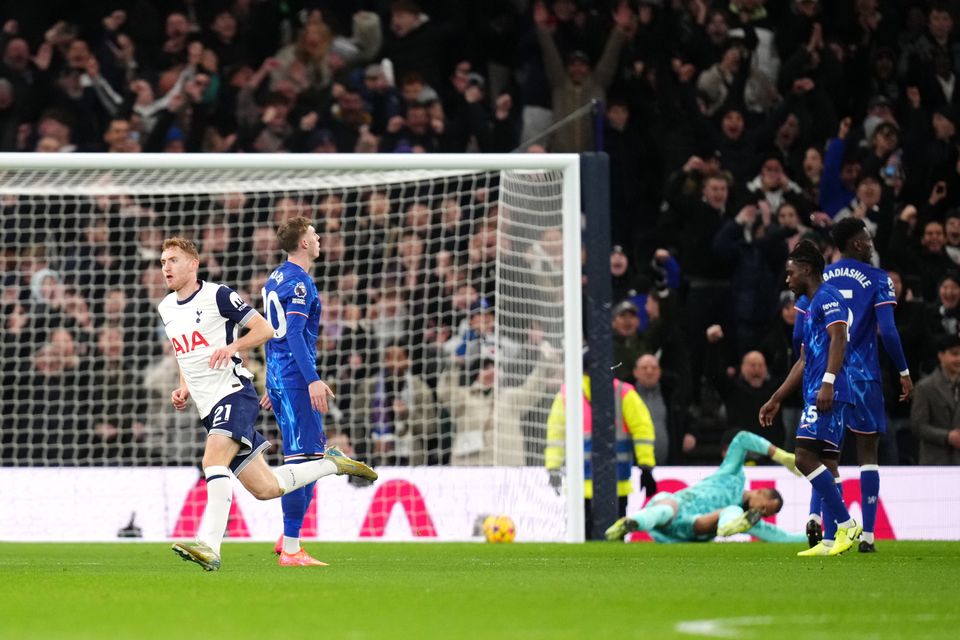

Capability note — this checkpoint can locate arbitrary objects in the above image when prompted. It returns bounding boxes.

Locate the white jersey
[158,281,258,419]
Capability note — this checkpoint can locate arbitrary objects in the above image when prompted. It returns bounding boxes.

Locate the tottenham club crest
[294,282,307,298]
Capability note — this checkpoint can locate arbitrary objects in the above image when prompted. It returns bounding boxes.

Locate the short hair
[831,217,867,252]
[764,487,785,513]
[789,239,825,275]
[161,236,199,260]
[276,216,312,253]
[939,271,960,289]
[937,333,960,352]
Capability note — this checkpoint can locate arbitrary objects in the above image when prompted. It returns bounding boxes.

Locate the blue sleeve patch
[287,280,310,307]
[877,274,897,305]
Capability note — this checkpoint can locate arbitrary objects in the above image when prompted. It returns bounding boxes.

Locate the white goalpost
[0,153,584,543]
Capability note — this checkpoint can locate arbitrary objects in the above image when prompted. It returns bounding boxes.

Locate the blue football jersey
[795,283,853,405]
[262,261,321,390]
[823,258,896,383]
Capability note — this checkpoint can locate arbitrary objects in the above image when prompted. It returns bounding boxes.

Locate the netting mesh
[0,165,568,477]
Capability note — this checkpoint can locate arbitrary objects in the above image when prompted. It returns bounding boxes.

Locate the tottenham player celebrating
[158,237,376,572]
[259,216,348,566]
[810,218,912,552]
[759,240,862,556]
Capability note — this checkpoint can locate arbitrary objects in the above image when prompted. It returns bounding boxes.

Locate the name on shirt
[825,267,872,289]
[171,331,210,355]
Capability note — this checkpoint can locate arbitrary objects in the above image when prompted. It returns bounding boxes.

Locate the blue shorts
[267,387,326,460]
[202,380,270,475]
[796,401,850,452]
[847,380,886,435]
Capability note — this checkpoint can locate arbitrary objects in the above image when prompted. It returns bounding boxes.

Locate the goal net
[0,154,584,542]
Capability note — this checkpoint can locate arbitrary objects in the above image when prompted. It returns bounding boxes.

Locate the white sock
[808,514,822,525]
[837,517,856,529]
[805,465,828,481]
[862,532,875,544]
[282,536,301,554]
[272,459,337,494]
[198,466,232,556]
[822,539,834,547]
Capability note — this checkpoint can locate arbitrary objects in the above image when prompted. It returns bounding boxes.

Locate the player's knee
[794,446,818,474]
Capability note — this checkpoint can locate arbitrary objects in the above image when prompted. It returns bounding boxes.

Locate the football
[482,515,516,543]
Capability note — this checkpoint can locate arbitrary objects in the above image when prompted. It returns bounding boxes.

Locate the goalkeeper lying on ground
[606,430,807,544]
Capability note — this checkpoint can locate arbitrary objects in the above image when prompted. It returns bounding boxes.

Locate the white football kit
[158,281,258,419]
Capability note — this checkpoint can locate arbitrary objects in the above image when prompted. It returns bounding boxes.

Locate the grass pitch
[0,541,957,639]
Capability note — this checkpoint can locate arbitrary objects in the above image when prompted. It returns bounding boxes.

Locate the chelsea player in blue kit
[815,218,913,553]
[260,216,377,566]
[760,240,862,556]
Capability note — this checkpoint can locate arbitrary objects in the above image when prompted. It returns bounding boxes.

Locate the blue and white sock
[808,488,822,525]
[822,476,844,542]
[280,479,317,554]
[860,464,880,544]
[807,466,852,540]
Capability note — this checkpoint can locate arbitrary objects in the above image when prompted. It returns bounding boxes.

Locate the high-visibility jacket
[545,375,656,499]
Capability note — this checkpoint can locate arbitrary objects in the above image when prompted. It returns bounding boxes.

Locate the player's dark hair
[789,239,825,275]
[831,217,867,253]
[276,216,312,254]
[764,487,785,514]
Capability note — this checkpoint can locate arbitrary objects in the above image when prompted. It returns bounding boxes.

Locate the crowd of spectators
[3,0,960,467]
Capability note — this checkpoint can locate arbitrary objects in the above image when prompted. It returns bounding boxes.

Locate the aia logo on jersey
[171,331,210,355]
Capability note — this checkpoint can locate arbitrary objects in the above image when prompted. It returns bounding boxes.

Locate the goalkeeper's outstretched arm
[717,431,800,477]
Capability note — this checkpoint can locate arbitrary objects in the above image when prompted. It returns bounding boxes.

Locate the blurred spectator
[712,202,791,355]
[442,340,559,466]
[351,341,436,466]
[759,289,803,449]
[706,329,784,448]
[632,353,695,465]
[533,0,632,151]
[911,334,960,465]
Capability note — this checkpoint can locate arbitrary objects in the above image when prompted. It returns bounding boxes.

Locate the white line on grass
[676,614,956,638]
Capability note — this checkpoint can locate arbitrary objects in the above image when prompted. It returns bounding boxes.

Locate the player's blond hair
[277,216,313,253]
[161,237,200,261]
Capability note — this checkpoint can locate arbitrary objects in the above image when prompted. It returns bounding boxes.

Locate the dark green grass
[0,542,957,639]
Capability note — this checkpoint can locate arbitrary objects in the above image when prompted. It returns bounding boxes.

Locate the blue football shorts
[267,386,327,461]
[846,379,886,435]
[796,400,850,452]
